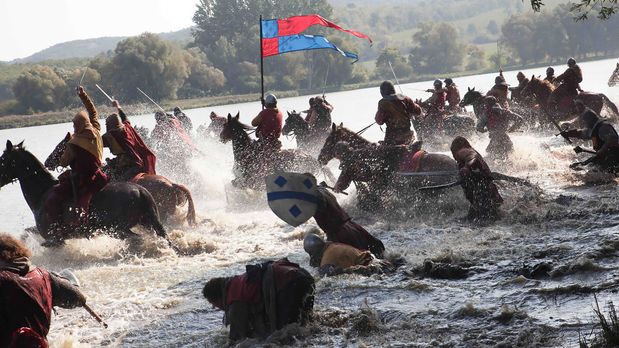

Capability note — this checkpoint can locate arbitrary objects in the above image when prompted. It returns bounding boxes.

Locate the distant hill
[10,27,193,64]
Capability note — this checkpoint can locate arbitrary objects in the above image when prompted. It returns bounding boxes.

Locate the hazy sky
[0,0,198,61]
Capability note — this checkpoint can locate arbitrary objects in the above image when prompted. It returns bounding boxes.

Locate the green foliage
[529,0,618,20]
[410,22,466,74]
[465,45,487,71]
[374,47,412,80]
[12,65,70,112]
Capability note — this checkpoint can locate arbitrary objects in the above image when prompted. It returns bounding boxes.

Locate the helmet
[155,111,166,122]
[517,71,525,80]
[546,67,554,75]
[380,80,396,97]
[303,233,325,256]
[444,78,453,86]
[567,57,576,67]
[265,93,277,105]
[495,76,505,84]
[433,79,443,88]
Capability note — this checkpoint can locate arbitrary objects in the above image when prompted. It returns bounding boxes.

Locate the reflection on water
[1,58,618,347]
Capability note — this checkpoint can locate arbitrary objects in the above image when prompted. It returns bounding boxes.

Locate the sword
[418,180,462,191]
[397,170,458,177]
[137,87,166,113]
[95,84,113,102]
[550,118,572,144]
[79,69,87,86]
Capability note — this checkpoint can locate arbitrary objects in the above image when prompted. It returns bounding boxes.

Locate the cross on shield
[266,172,319,227]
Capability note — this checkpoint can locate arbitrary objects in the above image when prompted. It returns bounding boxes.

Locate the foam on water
[0,57,619,346]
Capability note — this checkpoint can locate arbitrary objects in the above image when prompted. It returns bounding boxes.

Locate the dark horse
[220,113,321,189]
[282,110,330,155]
[460,87,541,128]
[44,133,196,225]
[609,62,619,87]
[521,75,619,122]
[0,140,172,245]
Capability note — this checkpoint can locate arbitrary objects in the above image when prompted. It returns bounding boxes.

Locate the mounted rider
[476,96,524,158]
[305,96,333,135]
[252,93,283,160]
[303,234,393,276]
[313,182,385,257]
[375,80,422,145]
[487,70,510,109]
[544,67,556,85]
[561,100,619,172]
[173,107,193,133]
[444,78,462,114]
[422,79,447,130]
[102,100,157,181]
[46,86,108,227]
[550,57,583,108]
[509,72,529,103]
[450,137,503,221]
[151,110,195,156]
[202,258,314,341]
[0,233,86,348]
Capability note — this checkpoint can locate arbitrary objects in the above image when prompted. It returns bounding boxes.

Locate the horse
[0,140,172,246]
[520,75,619,122]
[282,110,330,155]
[44,133,196,225]
[220,113,321,189]
[609,62,619,87]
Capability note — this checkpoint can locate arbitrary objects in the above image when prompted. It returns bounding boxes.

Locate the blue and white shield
[266,173,319,227]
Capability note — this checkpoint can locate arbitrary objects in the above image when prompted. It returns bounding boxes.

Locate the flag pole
[259,15,265,110]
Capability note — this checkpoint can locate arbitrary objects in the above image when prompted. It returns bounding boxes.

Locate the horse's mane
[13,145,56,181]
[229,117,255,131]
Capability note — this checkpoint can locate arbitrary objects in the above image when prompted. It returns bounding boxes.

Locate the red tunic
[0,268,53,347]
[255,109,283,142]
[110,120,156,175]
[226,274,262,306]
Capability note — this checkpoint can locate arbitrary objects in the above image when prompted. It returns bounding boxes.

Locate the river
[1,57,619,347]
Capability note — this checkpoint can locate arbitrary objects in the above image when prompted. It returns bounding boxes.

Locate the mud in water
[1,58,619,347]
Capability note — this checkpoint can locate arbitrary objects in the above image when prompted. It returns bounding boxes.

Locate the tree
[465,45,487,71]
[374,47,412,80]
[12,65,69,112]
[487,20,499,35]
[179,48,226,97]
[529,0,618,20]
[409,22,466,74]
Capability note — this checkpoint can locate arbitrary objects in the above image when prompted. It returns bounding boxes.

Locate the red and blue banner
[261,14,371,61]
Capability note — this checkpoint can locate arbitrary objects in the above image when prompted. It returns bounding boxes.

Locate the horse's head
[44,132,71,170]
[609,62,619,87]
[219,112,252,144]
[318,122,371,165]
[282,110,307,136]
[460,87,483,107]
[0,140,33,187]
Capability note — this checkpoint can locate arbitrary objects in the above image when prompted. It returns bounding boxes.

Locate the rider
[444,78,462,114]
[173,107,193,133]
[544,67,556,85]
[476,96,524,158]
[47,86,108,227]
[102,100,157,181]
[487,70,510,109]
[375,80,422,145]
[509,72,529,102]
[550,57,583,108]
[450,136,503,221]
[314,181,385,257]
[423,79,447,130]
[0,233,86,347]
[303,233,393,276]
[202,258,314,341]
[150,111,195,158]
[252,93,283,158]
[561,100,619,172]
[305,96,333,134]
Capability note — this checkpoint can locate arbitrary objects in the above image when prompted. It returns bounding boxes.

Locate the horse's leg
[173,183,196,225]
[137,188,169,241]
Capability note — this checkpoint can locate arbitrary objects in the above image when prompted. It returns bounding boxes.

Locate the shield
[266,172,319,227]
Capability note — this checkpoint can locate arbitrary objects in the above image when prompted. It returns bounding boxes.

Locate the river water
[1,58,619,347]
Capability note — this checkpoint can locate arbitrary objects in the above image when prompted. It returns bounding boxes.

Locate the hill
[9,27,193,64]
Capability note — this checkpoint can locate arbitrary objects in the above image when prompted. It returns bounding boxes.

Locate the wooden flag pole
[259,15,265,110]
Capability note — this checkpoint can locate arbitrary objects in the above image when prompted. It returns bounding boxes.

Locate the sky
[0,0,198,61]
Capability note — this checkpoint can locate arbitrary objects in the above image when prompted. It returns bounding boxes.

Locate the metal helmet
[495,76,505,84]
[567,57,576,67]
[380,80,396,97]
[444,78,453,86]
[303,233,325,256]
[546,67,554,75]
[433,79,443,88]
[265,93,277,105]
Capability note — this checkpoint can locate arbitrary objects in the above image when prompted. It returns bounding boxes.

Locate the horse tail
[139,187,168,239]
[601,94,619,116]
[174,183,196,225]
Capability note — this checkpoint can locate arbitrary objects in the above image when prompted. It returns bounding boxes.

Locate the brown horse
[0,140,172,246]
[220,113,321,189]
[521,75,619,121]
[45,133,196,225]
[281,110,330,155]
[318,123,457,181]
[609,62,619,87]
